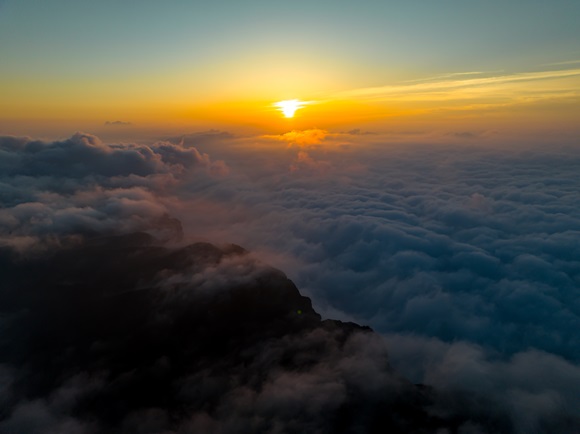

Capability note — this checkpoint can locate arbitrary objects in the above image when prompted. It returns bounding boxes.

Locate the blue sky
[2,0,579,82]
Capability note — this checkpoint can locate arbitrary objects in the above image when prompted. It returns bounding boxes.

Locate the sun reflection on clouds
[264,128,328,146]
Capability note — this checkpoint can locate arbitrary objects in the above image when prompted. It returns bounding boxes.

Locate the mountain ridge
[0,233,463,433]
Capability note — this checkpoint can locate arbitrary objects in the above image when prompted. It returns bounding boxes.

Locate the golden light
[274,99,307,118]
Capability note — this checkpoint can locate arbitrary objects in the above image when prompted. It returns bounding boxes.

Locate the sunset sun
[274,99,306,118]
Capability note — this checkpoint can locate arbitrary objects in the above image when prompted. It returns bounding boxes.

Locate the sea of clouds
[175,129,580,432]
[1,130,579,432]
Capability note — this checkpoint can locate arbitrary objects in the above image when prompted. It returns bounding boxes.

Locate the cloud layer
[171,132,580,432]
[183,136,580,359]
[1,131,579,432]
[0,132,228,248]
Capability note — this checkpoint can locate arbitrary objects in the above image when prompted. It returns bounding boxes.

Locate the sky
[1,0,579,139]
[1,1,580,432]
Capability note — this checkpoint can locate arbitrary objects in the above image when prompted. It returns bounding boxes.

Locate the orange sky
[1,1,579,142]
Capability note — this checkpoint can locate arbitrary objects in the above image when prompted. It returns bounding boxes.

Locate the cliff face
[0,234,453,433]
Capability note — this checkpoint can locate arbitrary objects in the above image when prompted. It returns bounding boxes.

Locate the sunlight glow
[274,99,307,118]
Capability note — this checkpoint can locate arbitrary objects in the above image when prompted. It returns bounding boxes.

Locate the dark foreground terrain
[0,233,507,433]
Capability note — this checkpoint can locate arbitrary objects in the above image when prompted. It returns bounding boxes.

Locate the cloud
[330,66,580,113]
[542,59,580,67]
[104,120,132,126]
[263,129,328,146]
[2,130,580,431]
[0,132,227,245]
[289,151,332,174]
[166,129,236,148]
[181,138,580,356]
[336,68,580,100]
[383,334,580,433]
[164,133,580,431]
[343,128,376,136]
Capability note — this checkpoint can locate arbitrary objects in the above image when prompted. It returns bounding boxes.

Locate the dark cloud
[343,128,377,135]
[166,130,236,148]
[447,131,489,139]
[0,133,227,244]
[0,132,215,179]
[105,121,132,126]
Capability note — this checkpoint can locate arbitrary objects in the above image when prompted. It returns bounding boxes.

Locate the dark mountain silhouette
[0,233,465,433]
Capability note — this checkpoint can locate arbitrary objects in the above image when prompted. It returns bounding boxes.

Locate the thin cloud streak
[400,70,501,84]
[332,67,580,110]
[542,59,580,67]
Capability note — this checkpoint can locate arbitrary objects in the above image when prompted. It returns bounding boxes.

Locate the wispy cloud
[541,59,580,67]
[400,70,501,84]
[332,67,580,112]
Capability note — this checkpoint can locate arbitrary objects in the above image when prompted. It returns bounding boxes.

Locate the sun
[274,99,307,118]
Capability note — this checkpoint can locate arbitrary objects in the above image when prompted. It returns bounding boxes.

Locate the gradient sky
[1,0,579,138]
